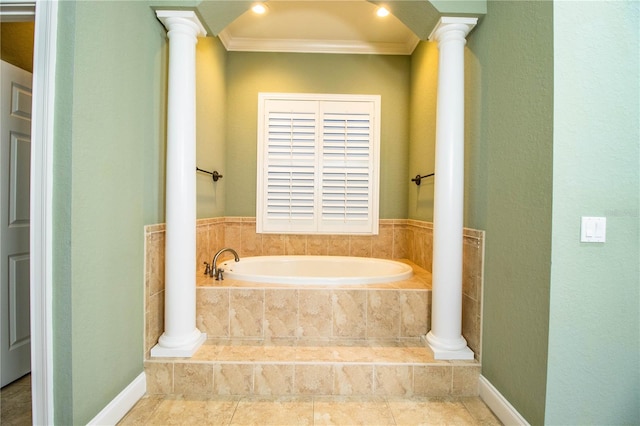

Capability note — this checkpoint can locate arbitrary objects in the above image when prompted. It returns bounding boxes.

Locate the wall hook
[411,173,434,186]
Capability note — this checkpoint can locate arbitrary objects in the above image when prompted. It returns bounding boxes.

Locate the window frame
[256,92,381,235]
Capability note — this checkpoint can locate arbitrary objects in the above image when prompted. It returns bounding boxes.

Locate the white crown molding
[218,29,420,55]
[0,1,35,22]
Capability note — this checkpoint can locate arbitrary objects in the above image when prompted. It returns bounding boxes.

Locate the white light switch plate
[581,216,606,243]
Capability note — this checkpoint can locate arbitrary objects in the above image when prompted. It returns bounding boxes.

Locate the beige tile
[264,289,297,338]
[306,235,329,255]
[294,365,334,395]
[174,363,213,396]
[196,224,210,273]
[285,235,307,255]
[196,288,229,338]
[297,290,332,338]
[191,343,224,361]
[327,235,349,256]
[462,396,503,425]
[374,365,413,397]
[254,364,294,396]
[332,290,366,338]
[393,225,409,259]
[229,289,264,338]
[387,397,478,425]
[146,231,165,297]
[452,365,481,396]
[145,362,173,395]
[262,234,285,255]
[144,395,238,425]
[372,224,394,259]
[214,364,253,395]
[367,291,400,338]
[313,396,395,425]
[349,236,372,257]
[241,222,262,257]
[414,365,452,397]
[333,364,374,395]
[230,396,313,425]
[462,294,481,358]
[223,223,242,253]
[118,395,164,425]
[400,291,428,337]
[146,290,164,356]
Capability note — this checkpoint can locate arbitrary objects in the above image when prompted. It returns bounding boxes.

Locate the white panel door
[1,60,32,387]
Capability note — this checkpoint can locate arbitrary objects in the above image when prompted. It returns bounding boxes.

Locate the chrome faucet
[211,247,240,280]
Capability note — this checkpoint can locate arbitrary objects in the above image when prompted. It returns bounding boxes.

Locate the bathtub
[219,255,413,285]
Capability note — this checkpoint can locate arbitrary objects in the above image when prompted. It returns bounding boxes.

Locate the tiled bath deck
[145,338,480,398]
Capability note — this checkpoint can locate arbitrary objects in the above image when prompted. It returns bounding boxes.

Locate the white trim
[218,29,419,55]
[29,0,56,424]
[479,375,530,426]
[87,373,147,426]
[0,1,35,21]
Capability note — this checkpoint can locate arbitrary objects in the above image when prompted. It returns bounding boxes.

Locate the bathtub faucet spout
[211,248,240,280]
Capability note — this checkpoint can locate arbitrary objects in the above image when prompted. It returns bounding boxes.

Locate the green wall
[465,2,554,424]
[52,1,167,423]
[545,1,640,423]
[408,40,438,220]
[224,52,411,219]
[196,36,227,218]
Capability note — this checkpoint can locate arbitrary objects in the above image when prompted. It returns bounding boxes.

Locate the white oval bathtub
[219,255,413,285]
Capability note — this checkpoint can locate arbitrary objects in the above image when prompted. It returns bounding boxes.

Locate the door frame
[2,0,59,424]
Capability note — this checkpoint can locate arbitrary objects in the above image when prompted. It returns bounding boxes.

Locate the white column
[426,17,477,360]
[151,11,207,357]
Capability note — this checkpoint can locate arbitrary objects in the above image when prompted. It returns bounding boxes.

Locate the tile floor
[0,374,32,426]
[118,394,502,425]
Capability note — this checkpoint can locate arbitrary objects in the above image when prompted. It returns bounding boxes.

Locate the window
[257,93,380,235]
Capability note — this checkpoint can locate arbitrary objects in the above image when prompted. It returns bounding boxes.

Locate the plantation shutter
[257,94,380,235]
[320,101,376,234]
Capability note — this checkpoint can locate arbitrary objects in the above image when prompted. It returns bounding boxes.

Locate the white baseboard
[87,372,146,426]
[479,375,530,426]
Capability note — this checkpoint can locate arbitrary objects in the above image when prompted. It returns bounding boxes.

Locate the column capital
[156,10,207,37]
[428,16,478,43]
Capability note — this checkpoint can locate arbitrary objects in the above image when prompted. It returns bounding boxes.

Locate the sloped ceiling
[187,0,485,55]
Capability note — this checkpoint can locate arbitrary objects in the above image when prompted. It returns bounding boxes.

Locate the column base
[150,331,206,358]
[424,332,475,360]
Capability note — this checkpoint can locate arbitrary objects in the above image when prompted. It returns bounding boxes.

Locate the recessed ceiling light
[252,3,267,14]
[376,7,390,17]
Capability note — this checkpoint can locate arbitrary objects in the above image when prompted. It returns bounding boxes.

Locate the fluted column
[151,10,207,357]
[426,17,477,360]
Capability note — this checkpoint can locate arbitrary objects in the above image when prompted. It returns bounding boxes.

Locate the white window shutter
[257,94,380,235]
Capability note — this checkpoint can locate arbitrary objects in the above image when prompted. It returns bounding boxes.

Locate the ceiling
[217,1,420,55]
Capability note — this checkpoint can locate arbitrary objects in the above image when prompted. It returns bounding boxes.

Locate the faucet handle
[203,262,211,275]
[215,268,224,281]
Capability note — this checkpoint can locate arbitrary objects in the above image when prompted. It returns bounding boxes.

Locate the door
[1,60,32,387]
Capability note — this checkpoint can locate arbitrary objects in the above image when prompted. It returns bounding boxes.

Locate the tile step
[145,338,480,398]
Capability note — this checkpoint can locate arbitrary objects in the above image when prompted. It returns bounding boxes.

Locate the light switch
[581,216,606,243]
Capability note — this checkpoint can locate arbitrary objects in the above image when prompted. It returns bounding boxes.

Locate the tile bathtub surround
[144,218,484,358]
[194,271,430,341]
[145,339,481,398]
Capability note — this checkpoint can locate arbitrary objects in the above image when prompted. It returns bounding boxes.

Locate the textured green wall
[225,52,411,219]
[52,1,166,423]
[196,36,227,218]
[465,2,553,424]
[545,2,640,423]
[408,40,438,220]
